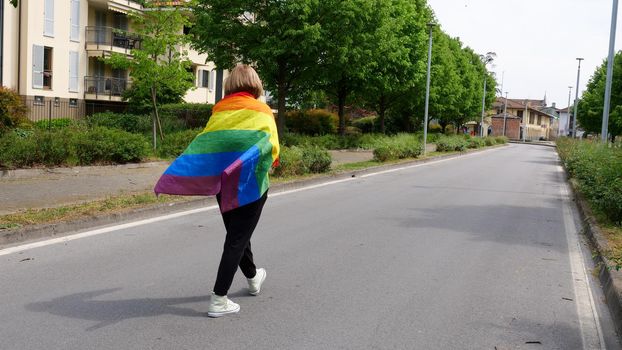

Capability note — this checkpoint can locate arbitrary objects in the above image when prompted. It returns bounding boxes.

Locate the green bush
[373,134,422,162]
[273,146,305,177]
[0,131,38,168]
[466,137,486,149]
[0,126,149,168]
[484,137,497,146]
[73,127,150,164]
[494,136,509,144]
[33,118,75,130]
[87,112,149,134]
[273,145,332,177]
[302,145,332,173]
[0,87,29,134]
[159,103,213,129]
[351,116,377,133]
[436,135,468,152]
[286,109,337,135]
[558,138,622,225]
[157,128,202,158]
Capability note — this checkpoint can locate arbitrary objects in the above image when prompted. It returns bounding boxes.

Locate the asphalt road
[0,144,619,349]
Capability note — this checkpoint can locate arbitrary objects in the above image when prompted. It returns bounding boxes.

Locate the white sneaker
[207,293,240,318]
[248,268,266,296]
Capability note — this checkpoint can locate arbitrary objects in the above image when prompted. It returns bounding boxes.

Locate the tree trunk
[338,78,347,136]
[275,62,287,135]
[379,93,386,134]
[151,85,164,147]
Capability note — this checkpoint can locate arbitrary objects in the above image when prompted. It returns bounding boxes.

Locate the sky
[427,0,620,109]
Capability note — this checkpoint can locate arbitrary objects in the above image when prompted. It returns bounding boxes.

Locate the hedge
[0,126,150,168]
[273,145,332,177]
[159,103,213,129]
[436,135,468,152]
[285,109,338,135]
[373,134,422,162]
[0,87,29,134]
[156,128,202,159]
[557,138,622,225]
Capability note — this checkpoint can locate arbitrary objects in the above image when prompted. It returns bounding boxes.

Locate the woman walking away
[154,64,280,318]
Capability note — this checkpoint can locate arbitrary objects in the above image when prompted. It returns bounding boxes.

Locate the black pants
[213,191,268,296]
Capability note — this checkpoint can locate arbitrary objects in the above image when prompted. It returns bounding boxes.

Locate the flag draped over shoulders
[154,92,279,212]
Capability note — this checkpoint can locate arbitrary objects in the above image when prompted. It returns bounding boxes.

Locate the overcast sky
[427,0,620,109]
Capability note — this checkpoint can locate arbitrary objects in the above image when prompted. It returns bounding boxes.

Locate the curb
[567,178,622,337]
[0,161,171,180]
[0,144,507,249]
[509,140,556,148]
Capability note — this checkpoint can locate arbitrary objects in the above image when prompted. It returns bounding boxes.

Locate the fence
[22,97,128,127]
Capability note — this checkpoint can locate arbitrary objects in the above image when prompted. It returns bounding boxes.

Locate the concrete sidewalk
[0,151,374,215]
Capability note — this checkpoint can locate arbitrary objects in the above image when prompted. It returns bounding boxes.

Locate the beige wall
[3,0,223,107]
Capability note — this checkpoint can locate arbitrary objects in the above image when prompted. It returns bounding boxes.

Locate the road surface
[0,144,619,349]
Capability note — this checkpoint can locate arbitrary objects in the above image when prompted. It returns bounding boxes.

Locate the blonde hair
[224,64,264,98]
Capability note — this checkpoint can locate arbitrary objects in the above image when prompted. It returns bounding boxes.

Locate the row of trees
[578,51,622,141]
[190,0,497,135]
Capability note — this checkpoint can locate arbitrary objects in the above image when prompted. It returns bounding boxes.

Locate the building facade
[1,0,225,120]
[490,98,558,141]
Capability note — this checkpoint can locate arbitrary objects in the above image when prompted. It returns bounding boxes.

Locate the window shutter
[70,0,80,41]
[69,51,79,92]
[208,70,215,90]
[44,0,54,37]
[32,45,44,89]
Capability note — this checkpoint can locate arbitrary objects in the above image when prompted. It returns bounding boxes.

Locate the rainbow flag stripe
[154,93,279,212]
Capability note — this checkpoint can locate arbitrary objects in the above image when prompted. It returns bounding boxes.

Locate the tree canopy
[190,0,497,135]
[578,51,622,141]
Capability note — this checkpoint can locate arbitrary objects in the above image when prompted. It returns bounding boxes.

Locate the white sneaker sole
[249,269,266,296]
[207,307,240,318]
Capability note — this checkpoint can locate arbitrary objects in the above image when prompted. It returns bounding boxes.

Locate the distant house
[557,106,573,137]
[490,98,558,141]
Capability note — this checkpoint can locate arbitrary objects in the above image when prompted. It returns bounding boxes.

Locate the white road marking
[0,146,503,256]
[557,165,606,349]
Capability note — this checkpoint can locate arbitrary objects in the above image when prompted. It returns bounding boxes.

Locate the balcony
[84,76,131,102]
[85,26,142,57]
[88,0,143,14]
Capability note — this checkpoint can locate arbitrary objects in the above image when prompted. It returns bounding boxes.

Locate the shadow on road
[25,288,208,331]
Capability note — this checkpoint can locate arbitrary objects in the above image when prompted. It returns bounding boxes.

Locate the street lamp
[572,58,584,138]
[480,52,496,137]
[602,0,619,143]
[564,86,572,136]
[503,92,509,137]
[423,22,435,156]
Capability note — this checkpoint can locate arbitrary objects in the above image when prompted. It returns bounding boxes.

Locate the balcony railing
[84,76,131,100]
[85,26,142,51]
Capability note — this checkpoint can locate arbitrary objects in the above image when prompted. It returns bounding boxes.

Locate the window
[34,96,45,106]
[70,0,80,41]
[69,51,79,92]
[32,45,53,89]
[199,70,209,88]
[529,113,535,125]
[69,98,78,108]
[44,0,54,37]
[54,97,60,107]
[537,115,542,125]
[517,110,523,119]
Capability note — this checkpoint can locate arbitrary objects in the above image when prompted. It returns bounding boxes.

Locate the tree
[357,0,431,134]
[315,0,388,135]
[191,0,323,134]
[578,51,622,141]
[103,5,194,147]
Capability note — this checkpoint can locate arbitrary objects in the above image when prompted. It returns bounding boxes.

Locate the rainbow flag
[154,92,279,212]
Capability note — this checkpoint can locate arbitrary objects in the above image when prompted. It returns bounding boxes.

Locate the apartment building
[1,0,225,120]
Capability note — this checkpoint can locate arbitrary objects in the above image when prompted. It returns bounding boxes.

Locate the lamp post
[480,52,496,137]
[572,58,584,138]
[564,86,572,136]
[602,0,619,143]
[423,22,435,156]
[503,92,508,136]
